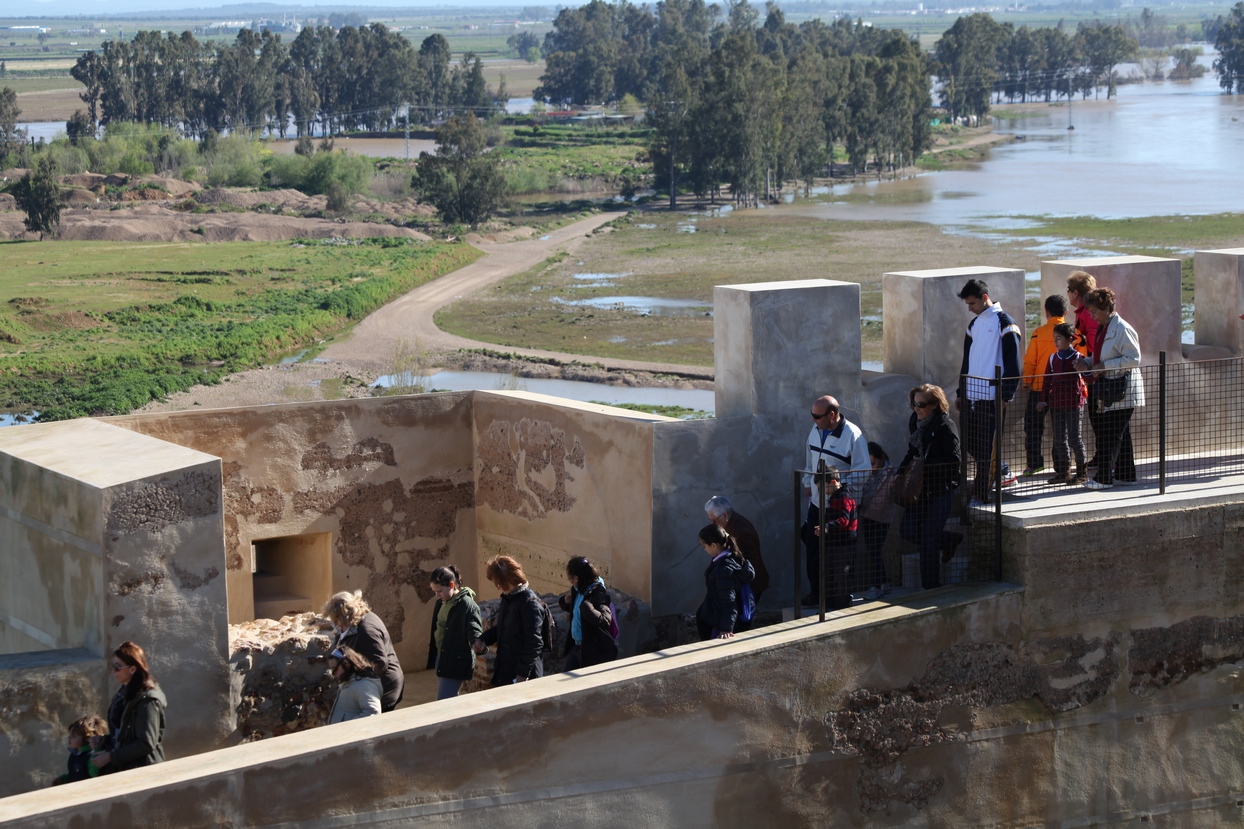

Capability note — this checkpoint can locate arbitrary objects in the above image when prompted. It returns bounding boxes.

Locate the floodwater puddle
[372,370,714,415]
[551,296,711,316]
[0,411,40,427]
[572,272,631,284]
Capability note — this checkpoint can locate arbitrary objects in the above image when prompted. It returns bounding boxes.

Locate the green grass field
[0,237,481,418]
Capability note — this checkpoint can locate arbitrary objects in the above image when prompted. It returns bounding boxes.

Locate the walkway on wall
[0,582,1019,827]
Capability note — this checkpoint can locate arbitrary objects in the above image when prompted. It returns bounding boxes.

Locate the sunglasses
[811,411,830,419]
[111,662,128,671]
[912,400,934,409]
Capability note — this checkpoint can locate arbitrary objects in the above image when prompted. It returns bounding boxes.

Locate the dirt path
[137,211,711,414]
[320,210,713,378]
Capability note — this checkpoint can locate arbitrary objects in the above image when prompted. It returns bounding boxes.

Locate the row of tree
[535,0,934,205]
[934,15,1140,122]
[70,26,506,140]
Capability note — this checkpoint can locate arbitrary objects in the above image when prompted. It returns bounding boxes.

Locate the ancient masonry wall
[0,420,230,798]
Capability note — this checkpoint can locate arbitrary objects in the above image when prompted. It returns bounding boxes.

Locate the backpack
[734,557,757,623]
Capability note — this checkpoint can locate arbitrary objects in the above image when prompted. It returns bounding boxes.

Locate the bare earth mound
[0,203,431,243]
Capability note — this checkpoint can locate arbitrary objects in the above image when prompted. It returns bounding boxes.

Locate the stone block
[714,280,861,420]
[1194,248,1244,353]
[883,266,1026,396]
[1040,255,1182,365]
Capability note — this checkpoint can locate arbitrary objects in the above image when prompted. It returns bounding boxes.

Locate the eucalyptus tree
[1214,3,1244,93]
[934,13,1005,122]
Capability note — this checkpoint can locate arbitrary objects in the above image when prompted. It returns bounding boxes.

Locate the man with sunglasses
[800,395,870,607]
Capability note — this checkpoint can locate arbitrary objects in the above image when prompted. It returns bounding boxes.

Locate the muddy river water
[799,72,1244,226]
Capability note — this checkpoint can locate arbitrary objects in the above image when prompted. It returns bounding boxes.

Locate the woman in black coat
[323,590,404,711]
[557,556,618,671]
[472,555,547,686]
[426,565,483,700]
[94,641,166,774]
[695,524,754,641]
[898,383,962,590]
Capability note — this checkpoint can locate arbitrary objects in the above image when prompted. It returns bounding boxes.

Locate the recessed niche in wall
[250,533,332,622]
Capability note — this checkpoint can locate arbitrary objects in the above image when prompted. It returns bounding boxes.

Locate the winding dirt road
[320,211,712,378]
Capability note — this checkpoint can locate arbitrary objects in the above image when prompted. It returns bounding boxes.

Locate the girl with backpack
[695,524,755,641]
[425,565,483,700]
[558,556,618,671]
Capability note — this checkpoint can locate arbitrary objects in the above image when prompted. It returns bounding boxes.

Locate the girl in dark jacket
[425,565,483,700]
[695,524,754,641]
[898,384,962,591]
[94,641,166,774]
[472,555,547,686]
[558,556,618,671]
[322,590,404,712]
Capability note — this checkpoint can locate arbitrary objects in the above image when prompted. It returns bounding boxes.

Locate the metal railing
[791,351,1244,613]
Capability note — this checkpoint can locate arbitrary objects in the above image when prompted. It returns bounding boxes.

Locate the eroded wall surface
[0,420,230,797]
[113,394,478,671]
[472,391,660,600]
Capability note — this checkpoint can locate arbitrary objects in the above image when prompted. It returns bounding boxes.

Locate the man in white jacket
[800,395,870,607]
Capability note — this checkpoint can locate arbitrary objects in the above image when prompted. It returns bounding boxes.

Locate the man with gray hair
[705,496,769,601]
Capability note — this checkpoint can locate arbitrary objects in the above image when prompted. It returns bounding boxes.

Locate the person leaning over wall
[93,641,166,774]
[322,590,404,712]
[473,555,549,686]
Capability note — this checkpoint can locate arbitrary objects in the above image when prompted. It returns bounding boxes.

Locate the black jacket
[478,584,546,685]
[338,611,404,711]
[426,589,483,682]
[106,684,167,772]
[558,580,618,667]
[900,411,962,498]
[696,554,751,635]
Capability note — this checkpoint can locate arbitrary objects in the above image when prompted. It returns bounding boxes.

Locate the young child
[52,716,108,786]
[812,464,858,611]
[1021,294,1068,476]
[856,442,897,601]
[1038,322,1088,484]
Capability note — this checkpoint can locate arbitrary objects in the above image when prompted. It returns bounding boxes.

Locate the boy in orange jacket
[1020,295,1068,476]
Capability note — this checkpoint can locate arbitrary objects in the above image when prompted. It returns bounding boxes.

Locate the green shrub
[205,135,266,187]
[302,150,372,197]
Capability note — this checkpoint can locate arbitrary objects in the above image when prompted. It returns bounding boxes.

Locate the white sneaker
[1083,479,1113,490]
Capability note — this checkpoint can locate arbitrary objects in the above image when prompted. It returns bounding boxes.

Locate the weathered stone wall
[472,392,662,602]
[8,579,1244,827]
[0,420,231,798]
[113,394,478,672]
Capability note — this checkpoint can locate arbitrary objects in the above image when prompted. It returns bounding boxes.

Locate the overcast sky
[18,0,535,16]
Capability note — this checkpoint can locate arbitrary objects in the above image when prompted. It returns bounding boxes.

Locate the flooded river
[802,72,1244,225]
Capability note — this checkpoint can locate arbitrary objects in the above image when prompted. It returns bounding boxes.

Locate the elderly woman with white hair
[704,495,769,601]
[322,590,404,712]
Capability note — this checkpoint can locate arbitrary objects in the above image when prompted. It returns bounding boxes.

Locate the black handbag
[1096,373,1128,405]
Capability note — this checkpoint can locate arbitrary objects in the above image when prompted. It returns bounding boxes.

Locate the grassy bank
[0,238,481,419]
[435,209,1043,367]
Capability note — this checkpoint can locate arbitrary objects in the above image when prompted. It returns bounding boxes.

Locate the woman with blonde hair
[322,590,404,711]
[472,555,548,686]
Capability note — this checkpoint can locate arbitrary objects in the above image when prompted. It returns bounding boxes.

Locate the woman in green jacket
[426,565,482,700]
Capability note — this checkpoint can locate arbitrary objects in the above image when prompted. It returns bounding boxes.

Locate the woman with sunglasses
[93,641,166,773]
[898,384,961,591]
[327,646,383,724]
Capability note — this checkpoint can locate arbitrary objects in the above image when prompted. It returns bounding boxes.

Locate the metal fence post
[994,366,1004,582]
[1159,351,1167,495]
[793,470,803,620]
